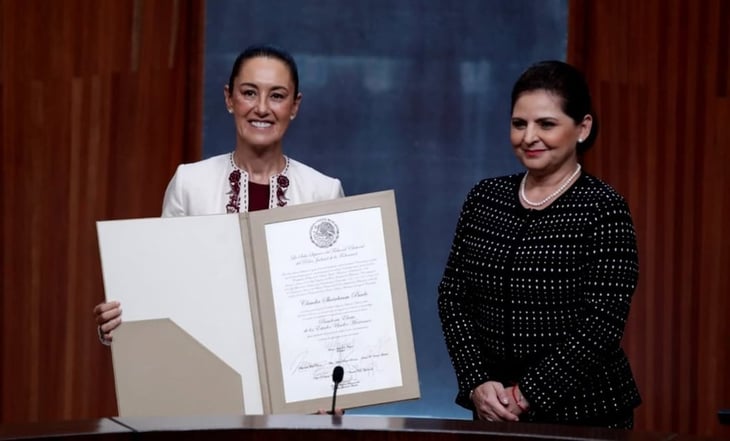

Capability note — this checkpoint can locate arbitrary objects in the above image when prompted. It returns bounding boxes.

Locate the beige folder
[97,190,420,417]
[111,319,243,417]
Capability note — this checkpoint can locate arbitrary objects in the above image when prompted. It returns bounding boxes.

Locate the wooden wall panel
[568,0,730,437]
[0,0,204,423]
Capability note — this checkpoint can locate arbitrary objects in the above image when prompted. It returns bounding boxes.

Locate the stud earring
[578,138,583,143]
[290,115,295,120]
[228,109,233,114]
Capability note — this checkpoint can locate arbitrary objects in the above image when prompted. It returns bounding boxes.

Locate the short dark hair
[511,60,599,153]
[227,44,300,97]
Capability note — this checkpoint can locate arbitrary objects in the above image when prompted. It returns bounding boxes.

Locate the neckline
[226,152,291,213]
[515,171,584,212]
[519,164,582,209]
[230,151,288,178]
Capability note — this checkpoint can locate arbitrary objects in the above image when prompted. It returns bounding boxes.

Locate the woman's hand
[471,381,520,422]
[505,385,530,415]
[93,300,122,344]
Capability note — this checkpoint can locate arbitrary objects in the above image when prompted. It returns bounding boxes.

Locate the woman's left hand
[505,385,530,416]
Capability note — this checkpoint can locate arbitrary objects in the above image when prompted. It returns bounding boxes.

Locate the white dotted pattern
[438,173,641,424]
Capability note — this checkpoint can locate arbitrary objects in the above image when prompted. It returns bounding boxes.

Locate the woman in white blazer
[94,44,344,343]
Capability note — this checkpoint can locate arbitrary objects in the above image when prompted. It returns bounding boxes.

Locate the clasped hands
[471,381,529,422]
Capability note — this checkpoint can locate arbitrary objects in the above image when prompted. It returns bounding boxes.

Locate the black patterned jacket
[438,172,641,424]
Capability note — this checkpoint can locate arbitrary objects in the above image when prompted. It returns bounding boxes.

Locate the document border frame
[243,190,420,414]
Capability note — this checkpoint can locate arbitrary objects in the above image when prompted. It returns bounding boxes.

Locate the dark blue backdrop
[203,0,567,419]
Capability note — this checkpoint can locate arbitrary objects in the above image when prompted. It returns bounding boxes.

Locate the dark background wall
[202,0,567,418]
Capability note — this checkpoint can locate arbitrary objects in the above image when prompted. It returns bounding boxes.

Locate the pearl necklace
[520,164,582,207]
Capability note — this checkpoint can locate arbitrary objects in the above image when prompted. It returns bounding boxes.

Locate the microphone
[329,365,344,415]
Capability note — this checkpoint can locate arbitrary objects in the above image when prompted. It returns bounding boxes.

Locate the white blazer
[161,153,344,216]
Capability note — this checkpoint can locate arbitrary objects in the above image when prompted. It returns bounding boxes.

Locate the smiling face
[224,56,302,151]
[510,89,591,178]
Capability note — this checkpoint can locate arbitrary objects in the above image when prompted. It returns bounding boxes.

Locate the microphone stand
[329,365,344,415]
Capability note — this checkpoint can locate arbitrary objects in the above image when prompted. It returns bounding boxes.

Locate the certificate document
[266,207,402,402]
[245,190,419,413]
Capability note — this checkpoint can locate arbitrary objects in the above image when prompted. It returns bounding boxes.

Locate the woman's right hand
[471,381,520,422]
[93,301,122,344]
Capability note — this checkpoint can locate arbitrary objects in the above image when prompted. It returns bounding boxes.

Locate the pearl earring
[290,115,295,120]
[578,138,583,143]
[228,109,233,114]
